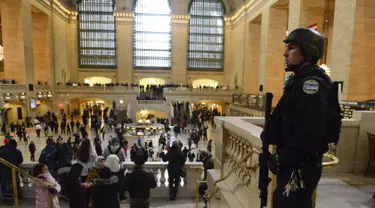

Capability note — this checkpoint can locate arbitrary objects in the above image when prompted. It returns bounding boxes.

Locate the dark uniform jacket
[270,65,331,169]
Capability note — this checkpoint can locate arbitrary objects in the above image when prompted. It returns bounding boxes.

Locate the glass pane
[188,0,224,69]
[133,0,172,68]
[78,0,117,68]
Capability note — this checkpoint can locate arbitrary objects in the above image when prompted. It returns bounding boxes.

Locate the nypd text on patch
[303,79,319,94]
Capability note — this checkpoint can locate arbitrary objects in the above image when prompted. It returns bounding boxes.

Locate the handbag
[180,167,186,178]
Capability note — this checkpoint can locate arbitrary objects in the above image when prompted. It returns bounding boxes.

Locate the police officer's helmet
[284,28,325,62]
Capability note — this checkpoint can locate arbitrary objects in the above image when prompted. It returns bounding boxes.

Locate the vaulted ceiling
[58,0,245,15]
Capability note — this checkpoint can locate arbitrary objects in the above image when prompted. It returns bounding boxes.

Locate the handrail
[322,153,339,168]
[0,158,36,182]
[0,158,57,208]
[205,149,260,200]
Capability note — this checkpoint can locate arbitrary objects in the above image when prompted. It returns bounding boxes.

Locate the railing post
[12,168,19,208]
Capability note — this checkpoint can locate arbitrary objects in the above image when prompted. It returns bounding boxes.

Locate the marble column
[171,17,189,84]
[243,16,261,94]
[1,0,35,85]
[116,15,133,84]
[259,6,288,103]
[330,0,375,100]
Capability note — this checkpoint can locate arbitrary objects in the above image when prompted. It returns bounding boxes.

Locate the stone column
[259,6,288,103]
[171,17,189,84]
[1,0,35,85]
[67,14,79,82]
[1,0,35,118]
[330,0,375,100]
[116,14,133,84]
[32,12,51,85]
[223,21,233,86]
[244,16,261,94]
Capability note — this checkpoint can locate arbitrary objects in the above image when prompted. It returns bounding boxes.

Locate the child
[33,163,61,208]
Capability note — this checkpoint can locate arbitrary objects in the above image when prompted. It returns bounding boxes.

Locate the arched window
[133,0,172,69]
[188,0,225,70]
[78,0,117,68]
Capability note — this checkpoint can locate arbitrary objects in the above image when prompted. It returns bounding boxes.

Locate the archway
[192,79,218,88]
[84,76,112,86]
[139,78,166,86]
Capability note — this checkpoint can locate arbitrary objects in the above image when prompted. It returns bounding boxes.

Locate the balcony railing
[0,84,26,93]
[164,87,238,93]
[34,85,51,91]
[18,161,203,198]
[56,85,138,94]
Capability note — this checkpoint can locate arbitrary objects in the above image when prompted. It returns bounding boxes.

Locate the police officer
[265,28,333,208]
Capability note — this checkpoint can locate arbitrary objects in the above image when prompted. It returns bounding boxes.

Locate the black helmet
[284,28,325,61]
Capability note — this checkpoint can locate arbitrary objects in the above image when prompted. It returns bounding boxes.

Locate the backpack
[311,71,343,152]
[322,81,342,146]
[108,145,122,155]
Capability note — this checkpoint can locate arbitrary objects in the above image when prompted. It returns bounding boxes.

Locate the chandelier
[0,45,4,61]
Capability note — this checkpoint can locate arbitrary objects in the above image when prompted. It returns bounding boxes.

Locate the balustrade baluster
[225,136,233,163]
[230,137,239,166]
[160,168,167,186]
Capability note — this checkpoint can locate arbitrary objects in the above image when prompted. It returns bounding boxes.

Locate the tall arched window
[133,0,172,69]
[188,0,225,70]
[78,0,117,68]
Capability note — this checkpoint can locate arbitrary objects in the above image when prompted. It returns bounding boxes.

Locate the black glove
[268,153,279,175]
[49,188,58,195]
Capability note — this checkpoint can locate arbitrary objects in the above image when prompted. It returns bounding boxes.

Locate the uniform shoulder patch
[302,79,319,94]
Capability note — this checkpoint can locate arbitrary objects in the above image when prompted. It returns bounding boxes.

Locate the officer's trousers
[272,160,322,208]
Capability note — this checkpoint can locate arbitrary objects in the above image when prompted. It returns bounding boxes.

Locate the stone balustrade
[34,85,51,92]
[163,87,238,93]
[227,104,265,117]
[208,111,375,208]
[207,116,268,208]
[56,85,139,94]
[0,84,26,93]
[16,161,203,199]
[163,88,234,103]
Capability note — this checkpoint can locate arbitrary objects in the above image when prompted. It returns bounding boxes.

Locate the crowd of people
[0,109,215,207]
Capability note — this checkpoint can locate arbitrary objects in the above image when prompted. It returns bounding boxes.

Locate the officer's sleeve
[278,78,328,167]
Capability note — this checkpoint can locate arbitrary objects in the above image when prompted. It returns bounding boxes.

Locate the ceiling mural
[58,0,244,15]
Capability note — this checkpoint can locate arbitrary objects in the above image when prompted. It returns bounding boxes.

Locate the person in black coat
[90,167,120,208]
[28,141,36,161]
[0,140,23,205]
[66,163,87,208]
[161,141,185,201]
[124,149,156,207]
[56,143,73,197]
[56,143,73,169]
